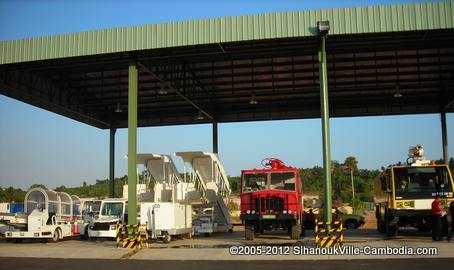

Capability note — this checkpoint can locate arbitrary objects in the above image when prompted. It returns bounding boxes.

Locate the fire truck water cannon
[261,158,287,169]
[407,144,431,166]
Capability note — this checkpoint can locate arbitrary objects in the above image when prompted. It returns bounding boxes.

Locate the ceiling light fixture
[195,111,205,120]
[393,87,403,98]
[158,82,168,95]
[115,102,122,113]
[249,93,258,105]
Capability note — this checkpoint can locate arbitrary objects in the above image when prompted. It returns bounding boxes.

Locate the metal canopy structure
[1,1,453,224]
[1,30,454,129]
[1,1,453,129]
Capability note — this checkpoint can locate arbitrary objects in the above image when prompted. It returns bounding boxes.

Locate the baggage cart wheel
[51,229,60,242]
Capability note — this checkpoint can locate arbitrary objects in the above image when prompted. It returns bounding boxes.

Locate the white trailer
[4,188,88,242]
[140,202,192,243]
[87,198,127,238]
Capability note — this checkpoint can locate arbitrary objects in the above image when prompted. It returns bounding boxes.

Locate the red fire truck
[240,158,304,240]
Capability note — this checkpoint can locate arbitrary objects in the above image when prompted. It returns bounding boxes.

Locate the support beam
[213,121,218,154]
[441,111,448,163]
[318,29,332,225]
[109,127,116,198]
[137,62,215,121]
[127,63,138,225]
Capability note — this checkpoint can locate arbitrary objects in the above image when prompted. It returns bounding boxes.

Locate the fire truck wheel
[245,226,254,240]
[290,224,301,240]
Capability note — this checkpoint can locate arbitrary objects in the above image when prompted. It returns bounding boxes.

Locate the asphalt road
[1,257,453,270]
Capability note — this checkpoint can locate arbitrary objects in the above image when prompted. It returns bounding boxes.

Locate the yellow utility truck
[374,145,454,236]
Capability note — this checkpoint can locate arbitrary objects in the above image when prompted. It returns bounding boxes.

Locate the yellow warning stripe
[116,223,149,249]
[314,219,344,248]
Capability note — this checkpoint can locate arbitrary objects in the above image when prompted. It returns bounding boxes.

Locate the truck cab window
[270,172,296,191]
[393,167,453,199]
[242,173,267,192]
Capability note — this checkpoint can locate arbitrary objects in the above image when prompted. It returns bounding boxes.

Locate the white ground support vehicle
[4,188,87,242]
[78,198,101,238]
[176,151,233,236]
[0,203,26,235]
[137,154,194,242]
[87,198,127,238]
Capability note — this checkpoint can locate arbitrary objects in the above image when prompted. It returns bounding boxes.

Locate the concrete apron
[0,239,453,261]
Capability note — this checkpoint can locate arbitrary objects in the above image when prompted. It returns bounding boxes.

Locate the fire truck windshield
[393,166,454,199]
[242,173,267,192]
[270,172,296,191]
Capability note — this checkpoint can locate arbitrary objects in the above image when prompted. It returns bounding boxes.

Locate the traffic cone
[73,216,79,234]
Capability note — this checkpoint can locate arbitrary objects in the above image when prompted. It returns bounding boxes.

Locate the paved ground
[0,227,453,261]
[1,257,453,270]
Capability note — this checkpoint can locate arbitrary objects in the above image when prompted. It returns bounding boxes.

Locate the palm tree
[343,156,358,201]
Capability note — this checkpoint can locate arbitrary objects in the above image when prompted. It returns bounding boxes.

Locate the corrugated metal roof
[1,1,453,65]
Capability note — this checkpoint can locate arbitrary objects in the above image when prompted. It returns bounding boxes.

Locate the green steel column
[319,34,332,225]
[213,121,218,154]
[109,127,116,198]
[441,112,448,163]
[128,63,138,225]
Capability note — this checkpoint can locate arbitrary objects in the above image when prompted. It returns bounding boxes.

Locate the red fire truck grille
[253,196,285,212]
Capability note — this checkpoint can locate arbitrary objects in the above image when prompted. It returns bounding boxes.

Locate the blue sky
[0,0,452,189]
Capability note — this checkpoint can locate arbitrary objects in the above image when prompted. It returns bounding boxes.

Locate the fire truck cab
[240,158,304,240]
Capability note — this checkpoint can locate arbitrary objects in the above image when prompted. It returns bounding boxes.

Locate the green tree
[344,156,358,172]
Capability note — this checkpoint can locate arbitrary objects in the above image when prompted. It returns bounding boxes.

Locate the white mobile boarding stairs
[175,151,233,235]
[136,154,207,204]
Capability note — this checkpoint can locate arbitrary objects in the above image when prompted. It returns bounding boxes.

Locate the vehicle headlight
[110,225,117,230]
[246,210,251,214]
[283,210,288,214]
[251,210,256,214]
[288,210,292,214]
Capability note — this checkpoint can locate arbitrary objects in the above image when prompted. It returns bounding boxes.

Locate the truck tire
[245,226,254,240]
[376,205,386,233]
[385,214,398,237]
[290,224,301,240]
